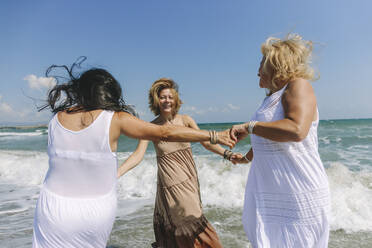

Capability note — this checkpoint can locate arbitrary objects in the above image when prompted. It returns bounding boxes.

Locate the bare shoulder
[181,114,199,128]
[113,111,133,122]
[181,114,194,123]
[180,114,194,126]
[282,78,317,122]
[283,78,315,102]
[111,111,131,132]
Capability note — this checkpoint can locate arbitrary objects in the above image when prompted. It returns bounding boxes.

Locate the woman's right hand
[230,123,249,143]
[230,153,250,164]
[217,129,236,149]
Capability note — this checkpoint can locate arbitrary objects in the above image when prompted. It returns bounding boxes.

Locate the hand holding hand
[217,129,236,149]
[230,153,251,164]
[230,123,249,143]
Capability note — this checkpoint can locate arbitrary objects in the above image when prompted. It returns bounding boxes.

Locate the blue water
[0,119,372,247]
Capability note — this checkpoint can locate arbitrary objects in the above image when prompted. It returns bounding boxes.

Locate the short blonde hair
[261,34,316,90]
[148,78,182,116]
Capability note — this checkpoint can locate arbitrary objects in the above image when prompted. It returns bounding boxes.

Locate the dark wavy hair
[38,57,136,115]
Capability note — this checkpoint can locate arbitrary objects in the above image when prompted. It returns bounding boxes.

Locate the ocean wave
[319,136,331,144]
[1,151,372,232]
[347,145,370,150]
[0,151,48,185]
[0,132,44,137]
[0,206,29,216]
[327,162,372,232]
[116,156,372,232]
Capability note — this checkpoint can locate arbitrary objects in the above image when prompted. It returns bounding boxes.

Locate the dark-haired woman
[117,78,239,248]
[32,62,234,248]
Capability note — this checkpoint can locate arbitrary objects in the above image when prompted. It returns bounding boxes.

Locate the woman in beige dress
[118,78,237,248]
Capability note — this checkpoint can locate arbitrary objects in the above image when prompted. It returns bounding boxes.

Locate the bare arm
[231,79,317,143]
[183,115,226,156]
[117,140,149,178]
[112,112,235,148]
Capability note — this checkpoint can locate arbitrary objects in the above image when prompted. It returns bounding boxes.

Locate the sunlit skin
[117,87,240,178]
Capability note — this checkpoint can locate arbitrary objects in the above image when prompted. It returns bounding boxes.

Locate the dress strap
[258,85,287,113]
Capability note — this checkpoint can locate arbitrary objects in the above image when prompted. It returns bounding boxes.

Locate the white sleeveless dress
[242,87,330,248]
[33,110,117,248]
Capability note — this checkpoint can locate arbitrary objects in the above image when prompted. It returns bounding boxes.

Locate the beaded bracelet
[223,149,233,161]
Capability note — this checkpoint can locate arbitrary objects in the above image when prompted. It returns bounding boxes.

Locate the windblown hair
[260,34,316,90]
[148,78,182,116]
[38,57,136,115]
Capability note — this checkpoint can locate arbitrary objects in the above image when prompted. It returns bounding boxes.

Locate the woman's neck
[160,112,175,123]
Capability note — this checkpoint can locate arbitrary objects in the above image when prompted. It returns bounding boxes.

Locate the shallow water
[1,119,372,247]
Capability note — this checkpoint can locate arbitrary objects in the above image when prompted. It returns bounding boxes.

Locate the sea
[0,119,372,247]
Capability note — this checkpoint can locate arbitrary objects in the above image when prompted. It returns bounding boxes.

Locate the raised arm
[111,112,235,148]
[117,140,149,178]
[182,115,227,156]
[231,79,317,143]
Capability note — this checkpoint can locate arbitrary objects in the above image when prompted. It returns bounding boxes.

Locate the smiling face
[158,88,175,116]
[148,78,182,116]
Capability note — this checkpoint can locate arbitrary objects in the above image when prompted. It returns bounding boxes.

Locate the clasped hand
[228,123,251,164]
[216,124,251,164]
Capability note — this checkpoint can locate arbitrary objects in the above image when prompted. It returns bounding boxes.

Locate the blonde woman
[230,34,330,247]
[118,79,236,248]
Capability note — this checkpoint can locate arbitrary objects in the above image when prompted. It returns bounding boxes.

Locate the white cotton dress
[33,110,117,248]
[242,86,330,248]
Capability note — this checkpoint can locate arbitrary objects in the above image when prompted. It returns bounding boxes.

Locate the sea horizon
[1,117,372,128]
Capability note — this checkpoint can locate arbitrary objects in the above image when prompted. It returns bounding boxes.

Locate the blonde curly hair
[260,34,316,90]
[148,78,182,116]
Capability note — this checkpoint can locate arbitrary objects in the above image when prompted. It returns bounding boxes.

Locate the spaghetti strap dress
[32,110,117,248]
[242,86,331,248]
[152,140,222,248]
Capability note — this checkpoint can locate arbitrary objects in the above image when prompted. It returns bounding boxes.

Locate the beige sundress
[151,140,222,248]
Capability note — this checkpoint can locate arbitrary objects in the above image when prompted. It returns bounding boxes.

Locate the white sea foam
[319,136,330,144]
[117,153,158,201]
[327,162,372,232]
[0,132,43,137]
[1,151,372,232]
[348,145,370,150]
[0,206,29,215]
[196,156,250,207]
[115,154,372,232]
[0,151,48,185]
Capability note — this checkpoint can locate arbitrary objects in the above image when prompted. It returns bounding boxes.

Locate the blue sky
[1,0,371,124]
